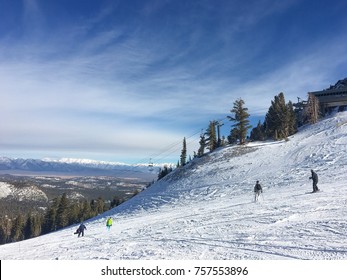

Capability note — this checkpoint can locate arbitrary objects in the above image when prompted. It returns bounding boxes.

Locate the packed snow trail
[1,112,347,260]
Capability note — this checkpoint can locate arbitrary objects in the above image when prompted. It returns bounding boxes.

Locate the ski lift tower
[216,120,224,147]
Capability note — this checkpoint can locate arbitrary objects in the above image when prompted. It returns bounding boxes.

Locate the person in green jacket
[106,217,113,230]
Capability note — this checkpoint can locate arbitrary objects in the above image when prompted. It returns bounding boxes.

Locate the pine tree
[56,193,70,229]
[24,214,32,239]
[110,195,122,208]
[68,202,81,225]
[158,165,172,180]
[197,133,206,157]
[228,127,239,144]
[96,197,106,214]
[228,98,252,145]
[250,121,265,141]
[90,199,97,216]
[0,217,10,244]
[80,200,92,221]
[287,101,297,135]
[205,121,217,151]
[10,214,25,242]
[24,214,42,239]
[42,197,59,233]
[265,92,296,140]
[180,137,187,166]
[0,224,6,244]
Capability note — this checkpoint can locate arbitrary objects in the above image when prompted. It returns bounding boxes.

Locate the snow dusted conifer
[228,98,251,145]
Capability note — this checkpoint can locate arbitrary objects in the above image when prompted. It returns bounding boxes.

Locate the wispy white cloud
[1,0,347,163]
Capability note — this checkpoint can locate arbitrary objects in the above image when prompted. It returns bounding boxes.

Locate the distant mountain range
[0,157,161,180]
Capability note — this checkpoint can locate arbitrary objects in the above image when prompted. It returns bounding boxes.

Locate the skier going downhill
[106,217,113,231]
[309,169,319,193]
[254,180,263,202]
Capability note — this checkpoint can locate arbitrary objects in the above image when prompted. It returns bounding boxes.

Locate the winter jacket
[310,171,318,183]
[106,218,113,227]
[254,183,262,193]
[79,224,87,231]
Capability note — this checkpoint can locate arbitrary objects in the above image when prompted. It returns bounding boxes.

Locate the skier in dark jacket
[309,169,319,192]
[74,223,87,237]
[254,180,263,202]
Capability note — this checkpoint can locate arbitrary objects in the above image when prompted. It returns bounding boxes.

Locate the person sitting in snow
[254,180,263,202]
[106,217,113,231]
[309,169,319,192]
[74,223,87,237]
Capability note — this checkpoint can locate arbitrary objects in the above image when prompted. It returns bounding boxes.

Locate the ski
[305,190,322,194]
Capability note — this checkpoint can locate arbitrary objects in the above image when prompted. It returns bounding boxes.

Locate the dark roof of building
[327,77,347,90]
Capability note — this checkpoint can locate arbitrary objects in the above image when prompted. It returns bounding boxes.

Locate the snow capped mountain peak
[1,112,347,260]
[41,157,130,166]
[0,157,162,180]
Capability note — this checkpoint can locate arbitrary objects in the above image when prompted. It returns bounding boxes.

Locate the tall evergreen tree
[228,98,252,145]
[80,200,92,221]
[68,202,81,225]
[56,193,70,229]
[0,217,10,244]
[96,197,106,214]
[287,101,297,135]
[10,214,25,242]
[42,197,59,233]
[197,133,206,157]
[0,224,7,244]
[24,214,33,239]
[265,92,287,139]
[205,121,217,151]
[265,92,296,140]
[180,137,187,166]
[24,214,42,239]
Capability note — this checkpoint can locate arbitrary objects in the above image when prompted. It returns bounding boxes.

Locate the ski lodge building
[309,78,347,113]
[293,78,347,126]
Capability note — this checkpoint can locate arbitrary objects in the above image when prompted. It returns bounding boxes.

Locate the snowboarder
[254,180,263,202]
[74,223,87,237]
[309,169,319,192]
[106,217,113,231]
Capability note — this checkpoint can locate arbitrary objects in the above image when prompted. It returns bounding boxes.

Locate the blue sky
[1,0,347,164]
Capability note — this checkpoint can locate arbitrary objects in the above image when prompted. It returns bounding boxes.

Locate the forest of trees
[0,192,131,245]
[160,91,320,182]
[192,91,319,158]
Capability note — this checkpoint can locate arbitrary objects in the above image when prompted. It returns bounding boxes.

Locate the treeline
[0,192,129,245]
[156,91,320,180]
[198,92,314,155]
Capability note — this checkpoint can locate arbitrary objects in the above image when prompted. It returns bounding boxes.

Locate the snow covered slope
[1,112,347,260]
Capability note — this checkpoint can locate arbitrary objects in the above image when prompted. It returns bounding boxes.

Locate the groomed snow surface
[1,112,347,260]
